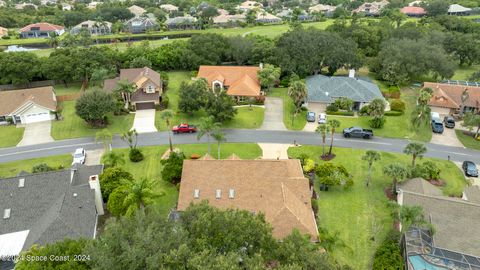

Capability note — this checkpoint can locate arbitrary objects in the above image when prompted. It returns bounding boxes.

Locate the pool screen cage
[402,227,480,270]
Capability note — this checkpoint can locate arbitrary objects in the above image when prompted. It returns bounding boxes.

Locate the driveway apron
[17,121,54,146]
[132,109,157,134]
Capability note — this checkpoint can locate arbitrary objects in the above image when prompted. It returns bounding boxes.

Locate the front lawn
[156,71,265,130]
[269,87,307,130]
[455,130,480,150]
[0,125,24,148]
[287,146,466,269]
[0,154,72,178]
[51,100,134,140]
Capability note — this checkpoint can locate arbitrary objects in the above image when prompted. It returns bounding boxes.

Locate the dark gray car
[443,116,455,128]
[463,161,478,177]
[306,112,316,122]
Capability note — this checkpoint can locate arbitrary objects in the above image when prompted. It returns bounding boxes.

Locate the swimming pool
[408,255,447,270]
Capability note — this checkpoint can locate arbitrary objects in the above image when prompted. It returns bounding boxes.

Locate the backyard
[0,125,24,148]
[288,146,467,269]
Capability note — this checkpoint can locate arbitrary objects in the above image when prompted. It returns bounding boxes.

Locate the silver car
[72,148,86,165]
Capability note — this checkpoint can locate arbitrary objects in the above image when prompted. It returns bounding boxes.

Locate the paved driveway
[260,97,287,130]
[17,121,54,146]
[430,127,464,148]
[132,109,157,134]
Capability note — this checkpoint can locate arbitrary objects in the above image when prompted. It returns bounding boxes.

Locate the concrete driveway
[260,97,287,130]
[303,103,326,132]
[17,121,54,146]
[430,127,464,148]
[85,149,104,165]
[132,109,157,134]
[258,143,291,159]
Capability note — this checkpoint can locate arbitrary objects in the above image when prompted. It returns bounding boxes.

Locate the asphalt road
[0,129,479,164]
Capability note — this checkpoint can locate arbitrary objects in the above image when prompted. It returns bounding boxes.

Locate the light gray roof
[306,75,384,103]
[398,178,444,197]
[0,165,102,252]
[165,16,198,25]
[448,4,472,13]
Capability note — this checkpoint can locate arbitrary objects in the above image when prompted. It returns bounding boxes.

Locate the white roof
[448,4,472,12]
[0,230,29,256]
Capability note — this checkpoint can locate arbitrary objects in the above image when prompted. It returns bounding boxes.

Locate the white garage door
[24,112,51,124]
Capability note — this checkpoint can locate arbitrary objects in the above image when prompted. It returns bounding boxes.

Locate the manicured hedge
[326,111,355,116]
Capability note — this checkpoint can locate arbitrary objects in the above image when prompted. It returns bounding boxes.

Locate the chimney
[89,175,104,215]
[348,69,355,78]
[70,164,78,184]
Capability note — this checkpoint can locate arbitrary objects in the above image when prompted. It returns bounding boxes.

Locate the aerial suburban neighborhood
[0,0,479,269]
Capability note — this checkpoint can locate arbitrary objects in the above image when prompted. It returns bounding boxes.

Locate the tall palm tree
[327,119,340,156]
[160,110,174,152]
[287,80,307,126]
[95,129,112,152]
[121,178,163,216]
[316,124,330,158]
[383,163,409,195]
[211,128,226,159]
[403,142,427,167]
[412,88,432,128]
[114,79,136,109]
[197,116,221,155]
[362,150,381,187]
[460,88,469,118]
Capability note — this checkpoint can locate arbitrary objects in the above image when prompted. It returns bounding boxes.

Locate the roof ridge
[403,190,480,207]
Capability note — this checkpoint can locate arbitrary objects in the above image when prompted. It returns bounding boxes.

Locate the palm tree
[160,110,174,152]
[316,124,330,158]
[412,88,432,128]
[460,88,469,118]
[114,79,136,109]
[211,128,226,159]
[101,151,125,168]
[327,119,340,156]
[383,163,409,195]
[362,150,381,187]
[403,142,427,167]
[95,129,112,152]
[47,33,59,48]
[121,178,163,216]
[287,80,307,126]
[197,116,221,155]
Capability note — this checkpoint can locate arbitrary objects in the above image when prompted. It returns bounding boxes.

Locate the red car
[172,123,197,134]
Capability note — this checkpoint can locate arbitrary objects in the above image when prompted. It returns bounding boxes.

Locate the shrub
[385,111,403,116]
[333,97,353,111]
[129,148,144,162]
[369,116,386,128]
[326,104,338,112]
[32,163,54,173]
[161,152,186,184]
[161,95,169,109]
[311,199,319,216]
[359,105,370,115]
[372,230,404,270]
[303,159,316,173]
[327,111,354,116]
[390,99,406,112]
[190,154,201,159]
[107,188,127,216]
[99,167,134,201]
[410,161,441,180]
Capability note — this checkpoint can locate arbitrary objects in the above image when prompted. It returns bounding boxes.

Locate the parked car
[462,161,478,177]
[318,113,327,124]
[72,148,86,165]
[306,111,316,122]
[343,127,374,139]
[172,123,197,134]
[443,116,455,128]
[431,118,444,134]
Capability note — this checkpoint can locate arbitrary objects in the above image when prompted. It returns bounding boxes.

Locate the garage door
[24,112,51,124]
[136,102,155,110]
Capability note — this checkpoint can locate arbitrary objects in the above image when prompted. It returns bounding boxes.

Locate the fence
[0,80,55,91]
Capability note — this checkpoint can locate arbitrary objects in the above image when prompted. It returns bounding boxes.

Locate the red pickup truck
[172,123,197,134]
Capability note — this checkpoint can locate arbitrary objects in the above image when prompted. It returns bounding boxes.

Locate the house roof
[448,4,472,13]
[239,0,263,8]
[400,6,426,15]
[165,16,198,25]
[73,20,112,29]
[197,66,261,97]
[104,67,161,92]
[353,0,389,14]
[0,26,7,36]
[0,86,57,116]
[177,159,319,241]
[0,165,102,255]
[128,5,146,16]
[306,75,384,103]
[160,4,178,11]
[398,178,444,197]
[19,22,64,32]
[400,179,480,257]
[256,12,281,21]
[309,4,336,13]
[125,16,157,26]
[213,14,246,24]
[424,82,480,109]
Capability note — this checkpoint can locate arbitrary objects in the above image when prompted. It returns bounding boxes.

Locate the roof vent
[73,193,78,197]
[229,189,235,199]
[194,189,200,198]
[18,178,25,188]
[3,209,11,219]
[215,189,221,199]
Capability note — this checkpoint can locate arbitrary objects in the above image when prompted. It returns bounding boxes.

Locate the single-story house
[237,0,263,12]
[71,20,112,35]
[353,0,389,16]
[425,82,480,116]
[306,72,385,112]
[19,22,65,38]
[0,86,57,125]
[197,65,262,101]
[397,179,480,269]
[160,4,179,12]
[128,5,146,17]
[448,4,472,15]
[256,12,282,23]
[165,16,199,30]
[0,26,7,38]
[177,158,319,241]
[104,67,162,110]
[308,4,337,16]
[400,6,426,17]
[0,165,104,269]
[213,14,246,25]
[124,16,158,33]
[15,3,37,9]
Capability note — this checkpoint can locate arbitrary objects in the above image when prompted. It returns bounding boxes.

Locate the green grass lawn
[287,146,467,269]
[0,125,24,148]
[452,64,479,81]
[156,71,264,130]
[111,143,262,216]
[54,82,82,96]
[51,100,134,140]
[455,129,480,150]
[0,154,72,178]
[269,87,307,130]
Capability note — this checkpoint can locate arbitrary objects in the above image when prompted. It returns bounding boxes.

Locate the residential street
[0,129,479,164]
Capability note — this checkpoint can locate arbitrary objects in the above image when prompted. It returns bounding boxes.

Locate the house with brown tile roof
[177,159,319,241]
[353,0,389,16]
[103,67,162,110]
[197,66,262,100]
[400,6,426,17]
[0,26,7,38]
[424,82,480,116]
[0,86,57,124]
[19,22,65,38]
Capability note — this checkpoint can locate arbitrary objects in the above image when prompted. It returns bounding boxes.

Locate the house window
[146,85,155,93]
[0,116,6,122]
[14,116,21,123]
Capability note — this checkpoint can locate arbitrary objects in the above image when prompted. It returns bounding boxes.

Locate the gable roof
[424,82,480,109]
[0,86,57,116]
[448,4,472,13]
[177,159,319,241]
[306,75,384,103]
[213,14,246,24]
[398,178,444,197]
[19,22,64,32]
[165,16,198,25]
[104,67,161,92]
[309,4,336,13]
[353,0,389,14]
[160,4,178,11]
[400,6,426,15]
[0,165,102,255]
[73,20,112,29]
[128,5,146,16]
[197,66,261,97]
